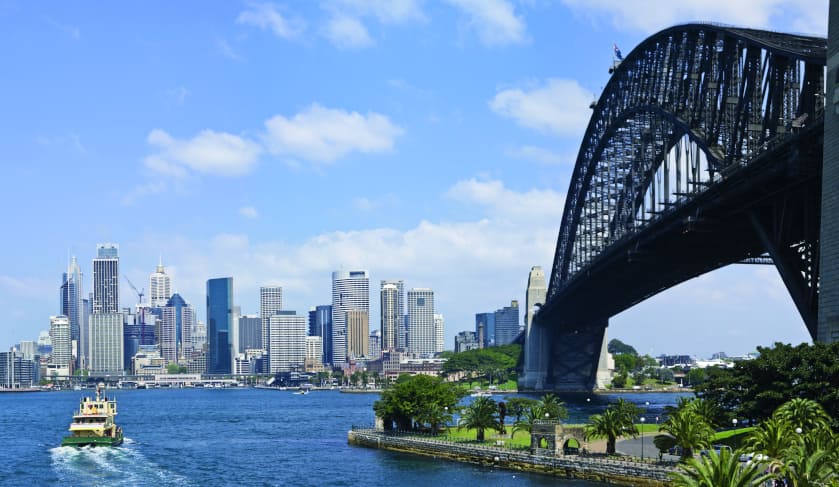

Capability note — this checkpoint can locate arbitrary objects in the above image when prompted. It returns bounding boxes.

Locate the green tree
[613,354,637,374]
[775,398,832,434]
[504,397,538,422]
[608,338,638,356]
[611,372,628,388]
[585,400,639,455]
[660,401,714,459]
[458,396,502,442]
[670,448,775,487]
[539,393,568,422]
[686,368,706,387]
[782,444,838,487]
[373,374,463,431]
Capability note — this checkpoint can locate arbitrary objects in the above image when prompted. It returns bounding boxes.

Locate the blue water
[0,388,687,486]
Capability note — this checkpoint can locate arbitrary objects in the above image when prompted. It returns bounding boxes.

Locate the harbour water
[0,388,687,486]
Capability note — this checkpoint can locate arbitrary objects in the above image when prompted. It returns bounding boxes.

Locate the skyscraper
[166,293,194,359]
[268,311,306,373]
[332,270,369,366]
[159,306,177,363]
[475,312,495,348]
[206,277,233,374]
[494,300,520,346]
[149,261,171,307]
[346,310,369,359]
[380,279,405,349]
[434,313,445,353]
[308,305,332,365]
[380,283,399,351]
[260,286,283,362]
[92,243,119,314]
[238,315,261,352]
[407,288,435,355]
[60,256,83,365]
[525,266,547,331]
[89,313,123,375]
[49,315,72,370]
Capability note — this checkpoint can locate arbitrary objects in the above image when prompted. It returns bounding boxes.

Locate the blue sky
[0,0,827,357]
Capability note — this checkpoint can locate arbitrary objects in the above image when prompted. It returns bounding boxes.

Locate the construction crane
[123,275,145,305]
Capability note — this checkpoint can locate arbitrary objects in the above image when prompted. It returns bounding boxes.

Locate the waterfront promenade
[348,427,676,486]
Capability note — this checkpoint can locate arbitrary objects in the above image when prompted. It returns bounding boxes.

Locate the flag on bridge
[613,43,623,60]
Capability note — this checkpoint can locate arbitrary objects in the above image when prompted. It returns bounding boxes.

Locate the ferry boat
[61,382,124,447]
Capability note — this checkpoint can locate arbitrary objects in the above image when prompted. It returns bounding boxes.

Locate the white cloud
[446,178,565,223]
[217,39,244,62]
[145,129,262,177]
[490,78,593,138]
[322,15,373,49]
[237,2,305,39]
[239,206,259,219]
[561,0,827,35]
[325,0,426,24]
[263,103,403,163]
[445,0,527,46]
[506,145,572,166]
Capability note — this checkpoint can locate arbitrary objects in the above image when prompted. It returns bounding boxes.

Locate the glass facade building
[206,277,233,374]
[308,305,332,366]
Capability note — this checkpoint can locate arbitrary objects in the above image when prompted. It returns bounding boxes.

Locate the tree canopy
[440,344,520,381]
[373,374,465,431]
[694,342,839,424]
[608,338,638,356]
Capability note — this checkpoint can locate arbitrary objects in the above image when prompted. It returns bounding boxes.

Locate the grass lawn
[436,426,532,448]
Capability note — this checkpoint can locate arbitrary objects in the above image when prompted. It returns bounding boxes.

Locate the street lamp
[640,416,646,461]
[732,418,738,430]
[795,427,803,435]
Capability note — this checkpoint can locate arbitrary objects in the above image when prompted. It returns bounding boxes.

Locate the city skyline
[0,1,826,358]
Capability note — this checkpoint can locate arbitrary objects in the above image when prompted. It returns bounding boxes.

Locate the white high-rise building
[49,315,72,369]
[332,270,369,366]
[381,279,405,349]
[269,311,306,373]
[407,288,435,355]
[434,313,445,353]
[160,307,177,363]
[89,313,124,375]
[149,261,171,307]
[380,283,399,352]
[260,286,283,362]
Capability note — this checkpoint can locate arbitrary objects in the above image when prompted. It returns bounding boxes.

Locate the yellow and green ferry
[61,382,124,447]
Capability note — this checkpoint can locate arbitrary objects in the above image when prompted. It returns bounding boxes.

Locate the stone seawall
[348,429,674,486]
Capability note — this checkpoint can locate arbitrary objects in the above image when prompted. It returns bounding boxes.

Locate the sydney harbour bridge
[520,23,835,391]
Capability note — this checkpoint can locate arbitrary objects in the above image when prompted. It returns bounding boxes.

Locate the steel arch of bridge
[524,24,827,392]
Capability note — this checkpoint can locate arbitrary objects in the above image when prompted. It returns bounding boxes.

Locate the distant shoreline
[0,388,44,393]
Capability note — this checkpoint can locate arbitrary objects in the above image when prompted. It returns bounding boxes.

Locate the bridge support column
[520,315,550,390]
[820,6,839,343]
[546,320,608,392]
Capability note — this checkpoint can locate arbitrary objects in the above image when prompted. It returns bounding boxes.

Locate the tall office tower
[207,277,234,374]
[368,330,381,360]
[260,286,283,363]
[380,280,405,349]
[268,311,306,373]
[18,341,36,360]
[49,315,72,369]
[166,293,193,359]
[92,243,119,313]
[494,300,520,346]
[525,266,547,330]
[122,307,141,371]
[160,306,177,363]
[475,312,495,348]
[308,305,332,366]
[89,313,124,375]
[346,310,369,359]
[60,256,83,364]
[149,261,171,307]
[192,321,207,352]
[332,270,369,366]
[239,315,262,353]
[380,284,399,351]
[305,336,323,369]
[433,314,445,353]
[407,288,435,355]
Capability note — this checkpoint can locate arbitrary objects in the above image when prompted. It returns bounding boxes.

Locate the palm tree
[660,407,714,460]
[458,396,501,442]
[539,393,568,422]
[782,444,838,487]
[745,417,797,465]
[511,405,541,439]
[586,407,635,455]
[775,398,832,434]
[670,448,775,487]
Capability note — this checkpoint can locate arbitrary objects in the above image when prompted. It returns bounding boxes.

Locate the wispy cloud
[322,15,373,49]
[217,38,244,61]
[444,0,527,46]
[35,133,87,155]
[237,2,305,39]
[263,103,403,164]
[490,78,592,138]
[239,206,259,219]
[46,17,80,40]
[560,0,827,35]
[145,129,262,177]
[319,0,425,49]
[506,145,572,166]
[166,86,190,105]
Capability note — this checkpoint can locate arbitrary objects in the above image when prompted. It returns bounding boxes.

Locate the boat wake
[50,441,190,486]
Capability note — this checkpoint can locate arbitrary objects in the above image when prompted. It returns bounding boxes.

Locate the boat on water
[61,382,124,447]
[293,389,309,395]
